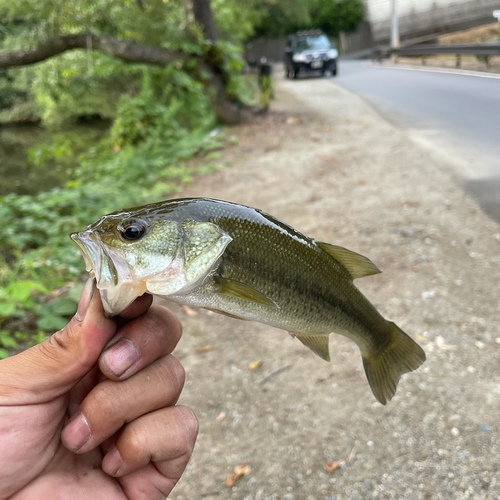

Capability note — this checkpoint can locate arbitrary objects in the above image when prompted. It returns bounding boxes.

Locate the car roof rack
[293,29,324,37]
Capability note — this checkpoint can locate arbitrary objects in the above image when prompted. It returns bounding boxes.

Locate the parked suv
[284,30,338,79]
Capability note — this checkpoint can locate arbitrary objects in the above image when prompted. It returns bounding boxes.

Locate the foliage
[251,0,364,38]
[0,58,228,348]
[312,0,364,36]
[0,0,260,352]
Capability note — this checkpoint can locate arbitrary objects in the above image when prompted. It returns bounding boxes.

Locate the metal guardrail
[393,43,500,57]
[371,43,500,68]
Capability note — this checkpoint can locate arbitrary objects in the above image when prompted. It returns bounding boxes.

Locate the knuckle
[150,306,183,344]
[85,382,117,422]
[153,355,185,394]
[176,405,199,446]
[167,356,186,389]
[125,424,147,454]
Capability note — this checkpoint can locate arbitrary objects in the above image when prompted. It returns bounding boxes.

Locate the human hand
[0,279,198,500]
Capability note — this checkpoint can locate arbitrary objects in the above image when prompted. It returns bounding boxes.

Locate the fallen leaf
[196,345,213,353]
[323,461,341,473]
[215,411,226,421]
[414,334,428,344]
[234,462,251,476]
[182,305,198,316]
[249,360,262,370]
[225,474,238,487]
[226,461,251,487]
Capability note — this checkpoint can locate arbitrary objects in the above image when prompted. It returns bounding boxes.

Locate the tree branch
[0,33,250,125]
[0,34,187,69]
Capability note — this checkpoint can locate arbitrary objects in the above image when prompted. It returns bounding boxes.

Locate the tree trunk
[192,0,219,41]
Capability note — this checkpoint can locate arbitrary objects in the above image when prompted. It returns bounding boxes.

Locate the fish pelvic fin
[291,332,331,362]
[214,276,278,308]
[362,322,426,405]
[315,241,381,280]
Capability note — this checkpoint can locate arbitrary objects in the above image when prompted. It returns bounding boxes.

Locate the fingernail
[62,413,91,452]
[102,339,139,377]
[103,446,123,476]
[76,278,96,322]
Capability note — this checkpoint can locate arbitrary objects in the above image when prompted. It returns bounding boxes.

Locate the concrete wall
[366,0,500,43]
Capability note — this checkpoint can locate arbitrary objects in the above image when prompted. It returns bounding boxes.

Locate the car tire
[332,61,338,76]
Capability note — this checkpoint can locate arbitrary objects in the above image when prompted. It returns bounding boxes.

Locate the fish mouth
[70,230,118,287]
[71,231,100,278]
[71,230,144,317]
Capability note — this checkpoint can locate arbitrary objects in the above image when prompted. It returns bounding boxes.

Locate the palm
[4,368,127,499]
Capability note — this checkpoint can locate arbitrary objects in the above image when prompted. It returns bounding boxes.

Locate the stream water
[0,121,110,196]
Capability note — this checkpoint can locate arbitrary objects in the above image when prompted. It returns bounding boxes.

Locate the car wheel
[332,61,338,76]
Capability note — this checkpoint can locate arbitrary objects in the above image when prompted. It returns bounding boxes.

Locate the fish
[71,197,426,404]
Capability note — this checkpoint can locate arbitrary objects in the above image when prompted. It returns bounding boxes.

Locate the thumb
[0,279,116,404]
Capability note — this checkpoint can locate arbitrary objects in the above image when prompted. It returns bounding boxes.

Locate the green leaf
[7,282,33,302]
[7,281,47,302]
[0,302,16,317]
[51,297,77,316]
[37,315,68,332]
[0,349,8,359]
[33,331,47,344]
[0,334,18,349]
[68,283,85,302]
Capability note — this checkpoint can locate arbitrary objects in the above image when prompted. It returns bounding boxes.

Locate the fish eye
[118,220,147,241]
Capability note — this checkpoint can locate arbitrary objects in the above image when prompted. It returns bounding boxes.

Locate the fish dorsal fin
[214,276,277,308]
[315,241,381,280]
[291,332,331,362]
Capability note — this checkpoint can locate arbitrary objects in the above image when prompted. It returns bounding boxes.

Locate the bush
[0,62,232,348]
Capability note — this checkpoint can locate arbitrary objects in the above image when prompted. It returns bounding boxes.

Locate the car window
[296,35,331,52]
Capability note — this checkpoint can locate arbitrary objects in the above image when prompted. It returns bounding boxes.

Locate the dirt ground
[164,75,500,500]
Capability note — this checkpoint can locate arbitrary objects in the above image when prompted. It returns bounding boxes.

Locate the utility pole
[390,0,400,62]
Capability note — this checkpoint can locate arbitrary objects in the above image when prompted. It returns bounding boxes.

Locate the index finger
[99,305,182,380]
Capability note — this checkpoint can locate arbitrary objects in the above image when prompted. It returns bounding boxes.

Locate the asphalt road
[335,61,500,223]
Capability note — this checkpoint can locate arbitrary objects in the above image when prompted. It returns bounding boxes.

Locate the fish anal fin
[316,241,381,280]
[291,332,331,362]
[204,307,249,321]
[362,322,426,405]
[214,276,277,308]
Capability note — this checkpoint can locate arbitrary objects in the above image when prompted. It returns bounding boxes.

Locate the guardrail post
[455,54,461,68]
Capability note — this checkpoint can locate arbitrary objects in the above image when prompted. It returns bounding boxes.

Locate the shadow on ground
[464,177,500,225]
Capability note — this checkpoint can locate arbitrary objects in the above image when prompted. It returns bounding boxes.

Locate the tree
[0,0,249,125]
[251,0,364,38]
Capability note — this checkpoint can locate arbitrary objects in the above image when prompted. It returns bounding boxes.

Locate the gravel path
[165,75,500,500]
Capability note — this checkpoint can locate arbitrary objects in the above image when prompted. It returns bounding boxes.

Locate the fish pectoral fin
[214,276,278,308]
[291,332,331,362]
[315,241,381,280]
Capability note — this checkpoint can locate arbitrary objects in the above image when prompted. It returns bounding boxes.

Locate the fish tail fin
[362,322,426,405]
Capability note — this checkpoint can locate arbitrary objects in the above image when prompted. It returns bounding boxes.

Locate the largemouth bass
[71,198,425,404]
